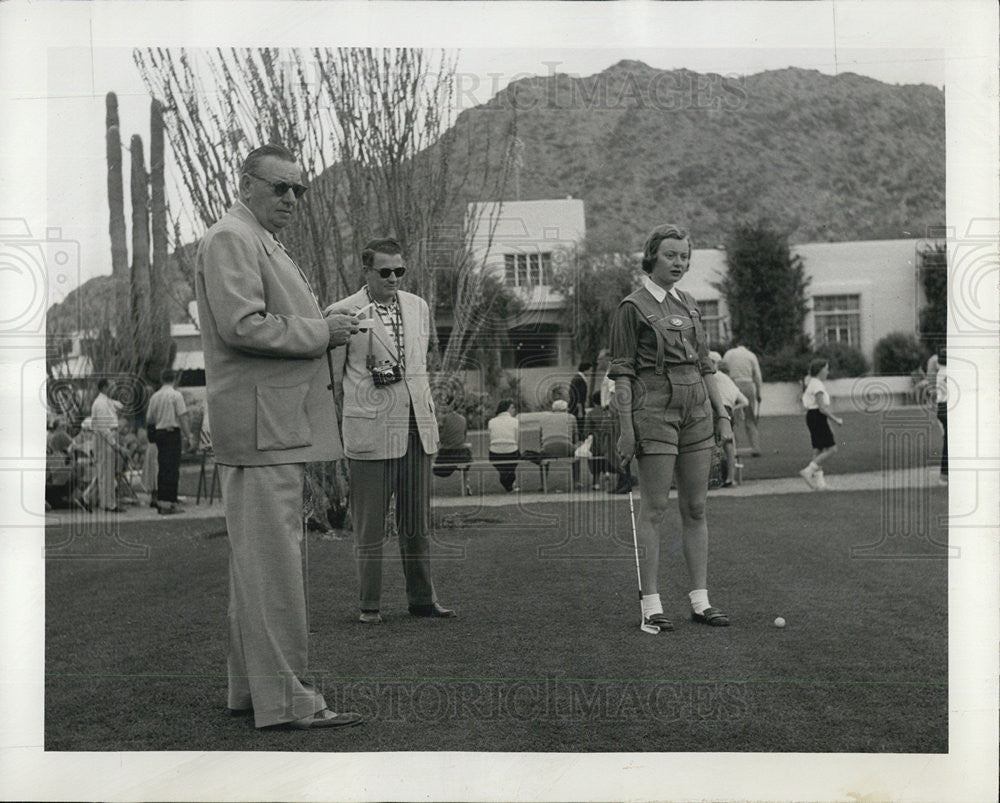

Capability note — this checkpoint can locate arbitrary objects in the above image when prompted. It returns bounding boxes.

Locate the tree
[551,245,641,366]
[714,221,810,355]
[917,241,947,353]
[133,48,513,325]
[133,47,515,530]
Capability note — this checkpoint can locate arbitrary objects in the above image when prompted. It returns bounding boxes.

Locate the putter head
[640,622,661,634]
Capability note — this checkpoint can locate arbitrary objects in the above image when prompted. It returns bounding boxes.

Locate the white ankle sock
[641,594,662,618]
[689,588,710,615]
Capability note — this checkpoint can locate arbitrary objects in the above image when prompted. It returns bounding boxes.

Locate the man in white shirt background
[88,378,124,512]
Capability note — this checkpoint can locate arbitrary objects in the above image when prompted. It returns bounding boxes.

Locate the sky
[45,42,948,294]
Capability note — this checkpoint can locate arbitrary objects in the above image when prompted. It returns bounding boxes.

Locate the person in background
[47,417,73,455]
[798,359,843,490]
[540,397,580,490]
[708,352,749,487]
[89,378,124,513]
[568,362,591,442]
[583,390,617,491]
[934,347,948,485]
[45,418,76,508]
[487,399,520,493]
[722,342,762,456]
[136,426,158,508]
[72,417,97,510]
[597,348,615,410]
[146,369,194,515]
[432,396,473,490]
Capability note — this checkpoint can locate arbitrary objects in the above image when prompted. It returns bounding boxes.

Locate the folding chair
[518,425,545,490]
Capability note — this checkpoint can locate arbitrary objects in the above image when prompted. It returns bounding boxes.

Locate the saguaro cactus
[106,92,129,332]
[149,99,172,375]
[130,134,151,351]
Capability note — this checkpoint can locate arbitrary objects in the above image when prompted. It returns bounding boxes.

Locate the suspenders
[621,287,703,376]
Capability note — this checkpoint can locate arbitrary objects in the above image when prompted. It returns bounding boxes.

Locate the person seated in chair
[433,398,473,482]
[539,397,581,490]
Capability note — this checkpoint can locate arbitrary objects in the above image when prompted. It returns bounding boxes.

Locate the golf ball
[774,617,786,628]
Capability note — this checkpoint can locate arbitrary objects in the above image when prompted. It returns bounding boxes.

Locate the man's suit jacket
[195,202,342,466]
[327,288,439,460]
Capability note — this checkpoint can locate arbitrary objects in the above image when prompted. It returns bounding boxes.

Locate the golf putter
[628,488,660,634]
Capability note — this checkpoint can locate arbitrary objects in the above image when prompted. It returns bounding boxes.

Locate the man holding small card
[326,237,456,625]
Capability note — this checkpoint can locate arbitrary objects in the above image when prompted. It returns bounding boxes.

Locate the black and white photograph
[1,1,997,801]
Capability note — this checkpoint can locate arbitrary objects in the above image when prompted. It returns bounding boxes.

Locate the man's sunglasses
[246,172,309,199]
[375,267,406,279]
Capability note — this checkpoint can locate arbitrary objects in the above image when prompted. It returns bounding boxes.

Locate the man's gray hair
[241,144,297,176]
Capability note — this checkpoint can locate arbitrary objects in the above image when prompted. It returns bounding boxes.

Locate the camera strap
[364,317,403,369]
[363,290,405,369]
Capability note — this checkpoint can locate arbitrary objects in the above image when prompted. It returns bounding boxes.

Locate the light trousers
[734,379,761,453]
[92,430,118,509]
[219,462,327,728]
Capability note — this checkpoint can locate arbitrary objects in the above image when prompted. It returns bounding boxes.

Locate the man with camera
[326,237,455,625]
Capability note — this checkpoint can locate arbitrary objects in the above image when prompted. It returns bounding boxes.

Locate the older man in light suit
[327,238,455,624]
[196,144,362,730]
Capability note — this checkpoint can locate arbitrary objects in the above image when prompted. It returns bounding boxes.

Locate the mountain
[444,61,944,249]
[50,62,943,331]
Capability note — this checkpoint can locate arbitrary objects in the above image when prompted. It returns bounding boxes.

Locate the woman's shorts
[806,409,835,449]
[632,366,714,456]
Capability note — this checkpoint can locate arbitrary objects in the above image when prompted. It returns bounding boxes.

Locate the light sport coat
[326,287,439,460]
[195,202,342,466]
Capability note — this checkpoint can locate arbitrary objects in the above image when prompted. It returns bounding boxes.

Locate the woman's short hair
[495,399,514,416]
[641,224,691,274]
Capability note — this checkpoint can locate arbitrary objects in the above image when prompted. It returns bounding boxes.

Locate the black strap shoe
[408,602,456,618]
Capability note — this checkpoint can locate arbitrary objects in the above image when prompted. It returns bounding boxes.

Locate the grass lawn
[45,486,948,752]
[174,408,945,498]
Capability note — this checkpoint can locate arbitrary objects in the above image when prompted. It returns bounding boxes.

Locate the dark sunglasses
[375,267,406,279]
[246,172,309,199]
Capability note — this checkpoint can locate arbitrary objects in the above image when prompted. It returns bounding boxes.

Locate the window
[813,295,861,348]
[696,300,724,348]
[503,251,554,288]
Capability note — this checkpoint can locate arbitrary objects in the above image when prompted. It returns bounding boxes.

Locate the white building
[679,239,926,359]
[465,199,930,375]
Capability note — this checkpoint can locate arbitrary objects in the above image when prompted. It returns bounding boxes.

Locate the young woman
[487,399,520,492]
[799,359,843,489]
[609,223,734,634]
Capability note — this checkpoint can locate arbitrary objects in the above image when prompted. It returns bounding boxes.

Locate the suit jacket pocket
[256,383,312,451]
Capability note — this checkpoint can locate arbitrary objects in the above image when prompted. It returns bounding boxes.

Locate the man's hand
[326,313,359,347]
